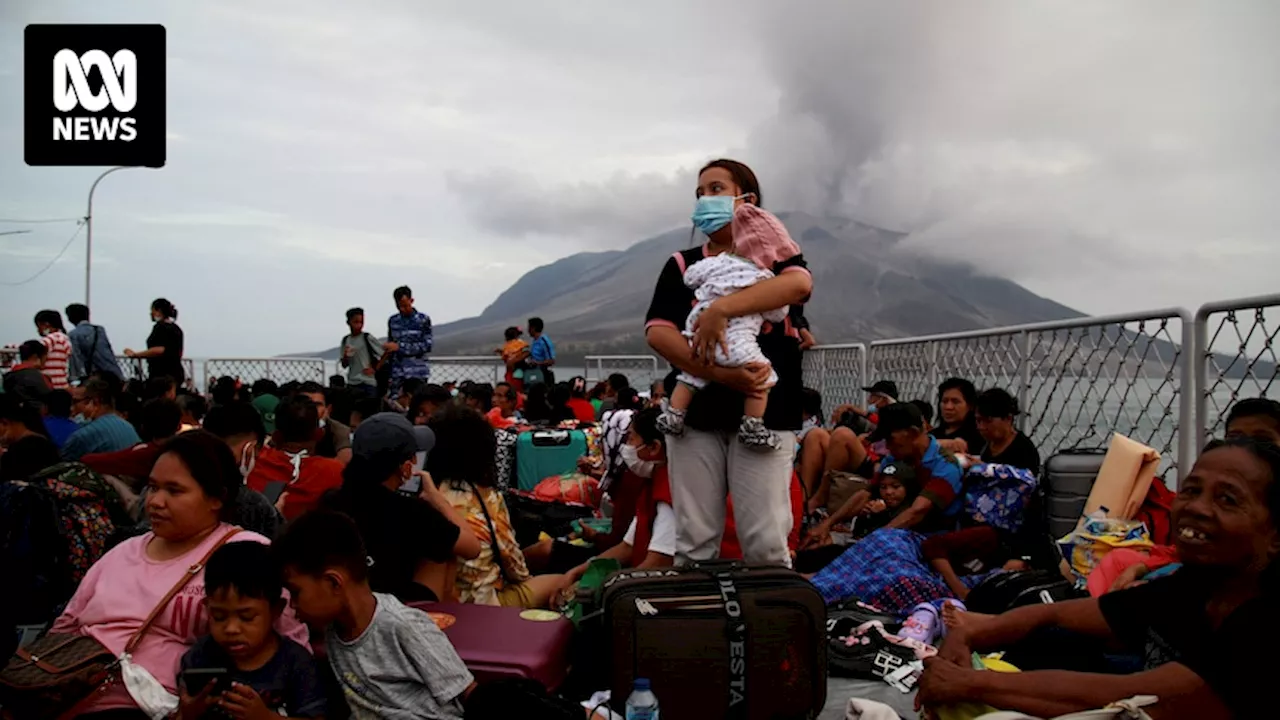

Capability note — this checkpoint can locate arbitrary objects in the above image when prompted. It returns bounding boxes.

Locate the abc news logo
[54,49,139,142]
[25,24,166,167]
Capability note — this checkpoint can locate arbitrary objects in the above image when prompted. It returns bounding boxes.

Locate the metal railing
[1195,293,1280,451]
[804,308,1195,480]
[584,355,668,390]
[800,343,867,412]
[203,358,327,386]
[117,356,196,385]
[4,294,1278,481]
[427,356,506,385]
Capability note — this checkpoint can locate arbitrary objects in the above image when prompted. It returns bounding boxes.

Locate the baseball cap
[412,425,436,455]
[352,412,431,461]
[862,380,899,399]
[251,394,280,434]
[867,401,925,442]
[878,460,917,485]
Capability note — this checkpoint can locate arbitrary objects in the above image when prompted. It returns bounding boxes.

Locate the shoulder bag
[0,528,243,719]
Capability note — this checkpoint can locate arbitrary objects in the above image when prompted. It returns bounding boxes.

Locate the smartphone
[182,667,232,696]
[261,481,286,504]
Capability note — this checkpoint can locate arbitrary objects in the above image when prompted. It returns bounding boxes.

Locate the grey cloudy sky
[2,1,1277,357]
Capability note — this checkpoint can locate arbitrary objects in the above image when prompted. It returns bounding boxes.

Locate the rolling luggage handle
[603,561,750,718]
[686,561,749,720]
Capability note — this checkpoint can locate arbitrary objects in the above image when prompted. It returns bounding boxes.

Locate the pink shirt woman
[51,431,309,717]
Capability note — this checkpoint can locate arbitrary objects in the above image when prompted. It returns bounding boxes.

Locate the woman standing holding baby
[644,159,812,567]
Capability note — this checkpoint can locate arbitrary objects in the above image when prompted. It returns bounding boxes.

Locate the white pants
[666,428,796,567]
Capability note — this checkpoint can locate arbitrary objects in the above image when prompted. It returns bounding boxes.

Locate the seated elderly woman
[918,437,1280,719]
[48,431,310,719]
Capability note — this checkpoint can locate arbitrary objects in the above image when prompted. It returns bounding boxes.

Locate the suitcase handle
[687,559,746,573]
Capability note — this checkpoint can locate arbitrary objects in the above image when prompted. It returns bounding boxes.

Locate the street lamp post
[85,166,139,306]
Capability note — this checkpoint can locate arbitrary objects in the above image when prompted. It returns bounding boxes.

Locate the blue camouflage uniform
[387,310,433,396]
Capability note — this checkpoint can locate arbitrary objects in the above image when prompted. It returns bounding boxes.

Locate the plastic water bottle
[625,678,660,720]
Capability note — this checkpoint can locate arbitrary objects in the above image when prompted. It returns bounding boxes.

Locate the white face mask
[619,443,656,478]
[239,442,257,478]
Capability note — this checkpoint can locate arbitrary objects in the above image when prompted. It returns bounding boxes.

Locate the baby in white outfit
[658,204,800,450]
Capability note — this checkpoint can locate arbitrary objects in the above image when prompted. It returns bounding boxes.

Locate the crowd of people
[0,158,1277,719]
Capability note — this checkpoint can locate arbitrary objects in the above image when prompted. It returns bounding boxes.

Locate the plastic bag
[120,653,178,719]
[963,464,1039,533]
[1058,515,1152,586]
[533,472,600,506]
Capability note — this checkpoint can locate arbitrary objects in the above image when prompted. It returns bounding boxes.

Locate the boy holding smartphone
[177,542,327,719]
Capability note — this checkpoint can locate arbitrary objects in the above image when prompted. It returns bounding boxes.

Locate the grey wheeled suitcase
[1042,449,1107,539]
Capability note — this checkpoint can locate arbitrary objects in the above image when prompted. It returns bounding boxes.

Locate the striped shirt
[61,413,142,462]
[40,331,73,389]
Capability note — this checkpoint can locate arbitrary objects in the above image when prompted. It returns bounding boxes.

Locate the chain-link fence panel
[1022,312,1191,479]
[429,357,506,386]
[1195,294,1280,451]
[203,358,327,386]
[858,311,1192,480]
[801,344,867,416]
[868,334,1026,411]
[865,341,940,408]
[116,356,197,387]
[584,355,667,392]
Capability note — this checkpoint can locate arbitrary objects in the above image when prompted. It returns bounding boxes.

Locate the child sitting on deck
[177,542,326,719]
[852,461,917,539]
[275,510,474,720]
[657,204,801,451]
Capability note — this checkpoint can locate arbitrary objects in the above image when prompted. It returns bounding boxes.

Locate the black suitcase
[965,569,1085,614]
[600,563,827,720]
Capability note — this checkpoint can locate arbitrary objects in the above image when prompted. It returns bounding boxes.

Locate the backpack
[965,569,1085,615]
[0,481,72,626]
[27,462,131,585]
[1135,477,1176,546]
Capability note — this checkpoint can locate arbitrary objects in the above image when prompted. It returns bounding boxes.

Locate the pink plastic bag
[532,472,600,506]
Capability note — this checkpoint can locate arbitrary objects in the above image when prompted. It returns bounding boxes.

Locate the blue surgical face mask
[691,194,745,236]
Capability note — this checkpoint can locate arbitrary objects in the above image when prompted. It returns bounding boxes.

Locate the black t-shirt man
[980,431,1041,475]
[1098,570,1280,718]
[644,245,810,432]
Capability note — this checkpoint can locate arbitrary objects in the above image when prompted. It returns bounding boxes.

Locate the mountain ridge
[301,212,1085,360]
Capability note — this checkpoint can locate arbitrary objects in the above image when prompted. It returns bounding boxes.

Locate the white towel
[846,697,900,720]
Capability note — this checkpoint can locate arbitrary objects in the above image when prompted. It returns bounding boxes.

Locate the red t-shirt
[485,407,518,430]
[82,442,164,480]
[566,398,597,424]
[245,447,344,521]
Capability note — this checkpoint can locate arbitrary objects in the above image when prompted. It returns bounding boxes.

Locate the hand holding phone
[179,668,230,719]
